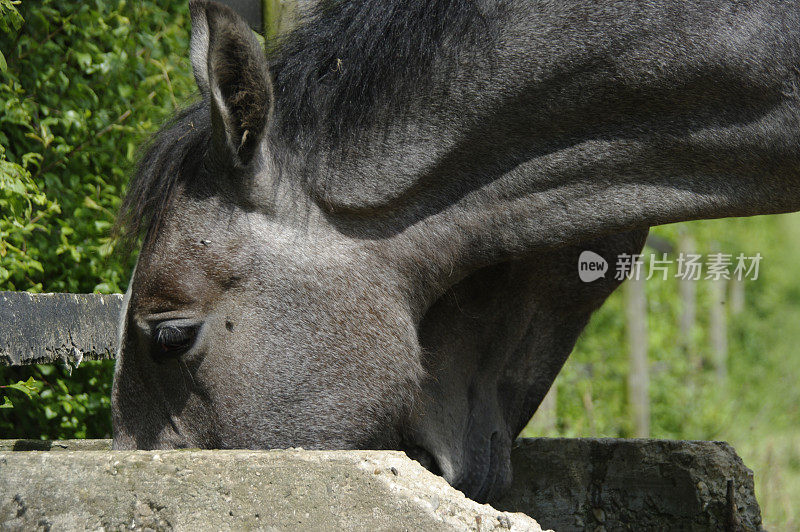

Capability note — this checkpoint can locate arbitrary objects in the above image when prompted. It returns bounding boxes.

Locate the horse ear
[189,0,273,166]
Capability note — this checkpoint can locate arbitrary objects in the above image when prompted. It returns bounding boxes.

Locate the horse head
[113,0,800,502]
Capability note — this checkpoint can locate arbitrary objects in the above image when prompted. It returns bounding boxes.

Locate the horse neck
[270,1,800,317]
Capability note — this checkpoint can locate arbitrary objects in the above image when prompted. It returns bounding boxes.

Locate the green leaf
[83,196,101,210]
[0,396,12,409]
[4,377,42,399]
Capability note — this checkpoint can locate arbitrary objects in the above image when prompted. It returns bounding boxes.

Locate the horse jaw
[405,229,648,502]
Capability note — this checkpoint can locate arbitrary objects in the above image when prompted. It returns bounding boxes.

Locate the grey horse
[112,0,800,501]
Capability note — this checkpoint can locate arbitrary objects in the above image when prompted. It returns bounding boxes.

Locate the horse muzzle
[401,431,513,503]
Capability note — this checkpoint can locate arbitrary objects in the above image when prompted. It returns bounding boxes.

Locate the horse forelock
[115,101,212,254]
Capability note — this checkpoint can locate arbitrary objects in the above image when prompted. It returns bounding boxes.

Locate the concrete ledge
[495,438,762,531]
[0,447,543,532]
[0,291,122,366]
[0,438,762,531]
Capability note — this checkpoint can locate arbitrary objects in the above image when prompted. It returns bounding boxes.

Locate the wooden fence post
[217,0,267,32]
[625,270,650,438]
[263,0,298,38]
[532,383,558,434]
[729,277,745,316]
[678,232,698,365]
[709,248,728,385]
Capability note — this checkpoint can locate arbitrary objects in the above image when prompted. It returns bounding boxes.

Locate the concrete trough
[0,438,762,531]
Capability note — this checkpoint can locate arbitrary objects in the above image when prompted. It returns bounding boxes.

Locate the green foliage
[0,0,194,438]
[0,143,60,288]
[0,361,113,438]
[523,213,800,530]
[564,214,800,437]
[0,0,194,294]
[0,376,41,408]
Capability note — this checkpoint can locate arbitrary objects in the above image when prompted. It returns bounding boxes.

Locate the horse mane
[116,0,490,249]
[269,0,489,150]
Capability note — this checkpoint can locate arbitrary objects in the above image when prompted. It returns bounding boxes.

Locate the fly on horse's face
[114,0,800,502]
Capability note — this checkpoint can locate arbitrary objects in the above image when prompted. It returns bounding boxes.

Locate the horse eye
[152,324,198,360]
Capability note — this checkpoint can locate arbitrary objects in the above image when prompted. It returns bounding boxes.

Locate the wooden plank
[0,291,122,366]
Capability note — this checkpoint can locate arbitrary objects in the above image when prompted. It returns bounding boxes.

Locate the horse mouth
[399,443,444,478]
[399,432,512,503]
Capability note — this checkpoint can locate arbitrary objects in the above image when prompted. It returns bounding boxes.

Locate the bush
[0,0,194,294]
[0,0,194,438]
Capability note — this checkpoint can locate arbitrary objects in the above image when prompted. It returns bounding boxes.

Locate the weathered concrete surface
[494,438,762,531]
[0,291,122,366]
[0,448,544,531]
[0,438,762,531]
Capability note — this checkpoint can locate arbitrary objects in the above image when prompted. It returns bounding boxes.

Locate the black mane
[269,0,488,149]
[117,0,490,248]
